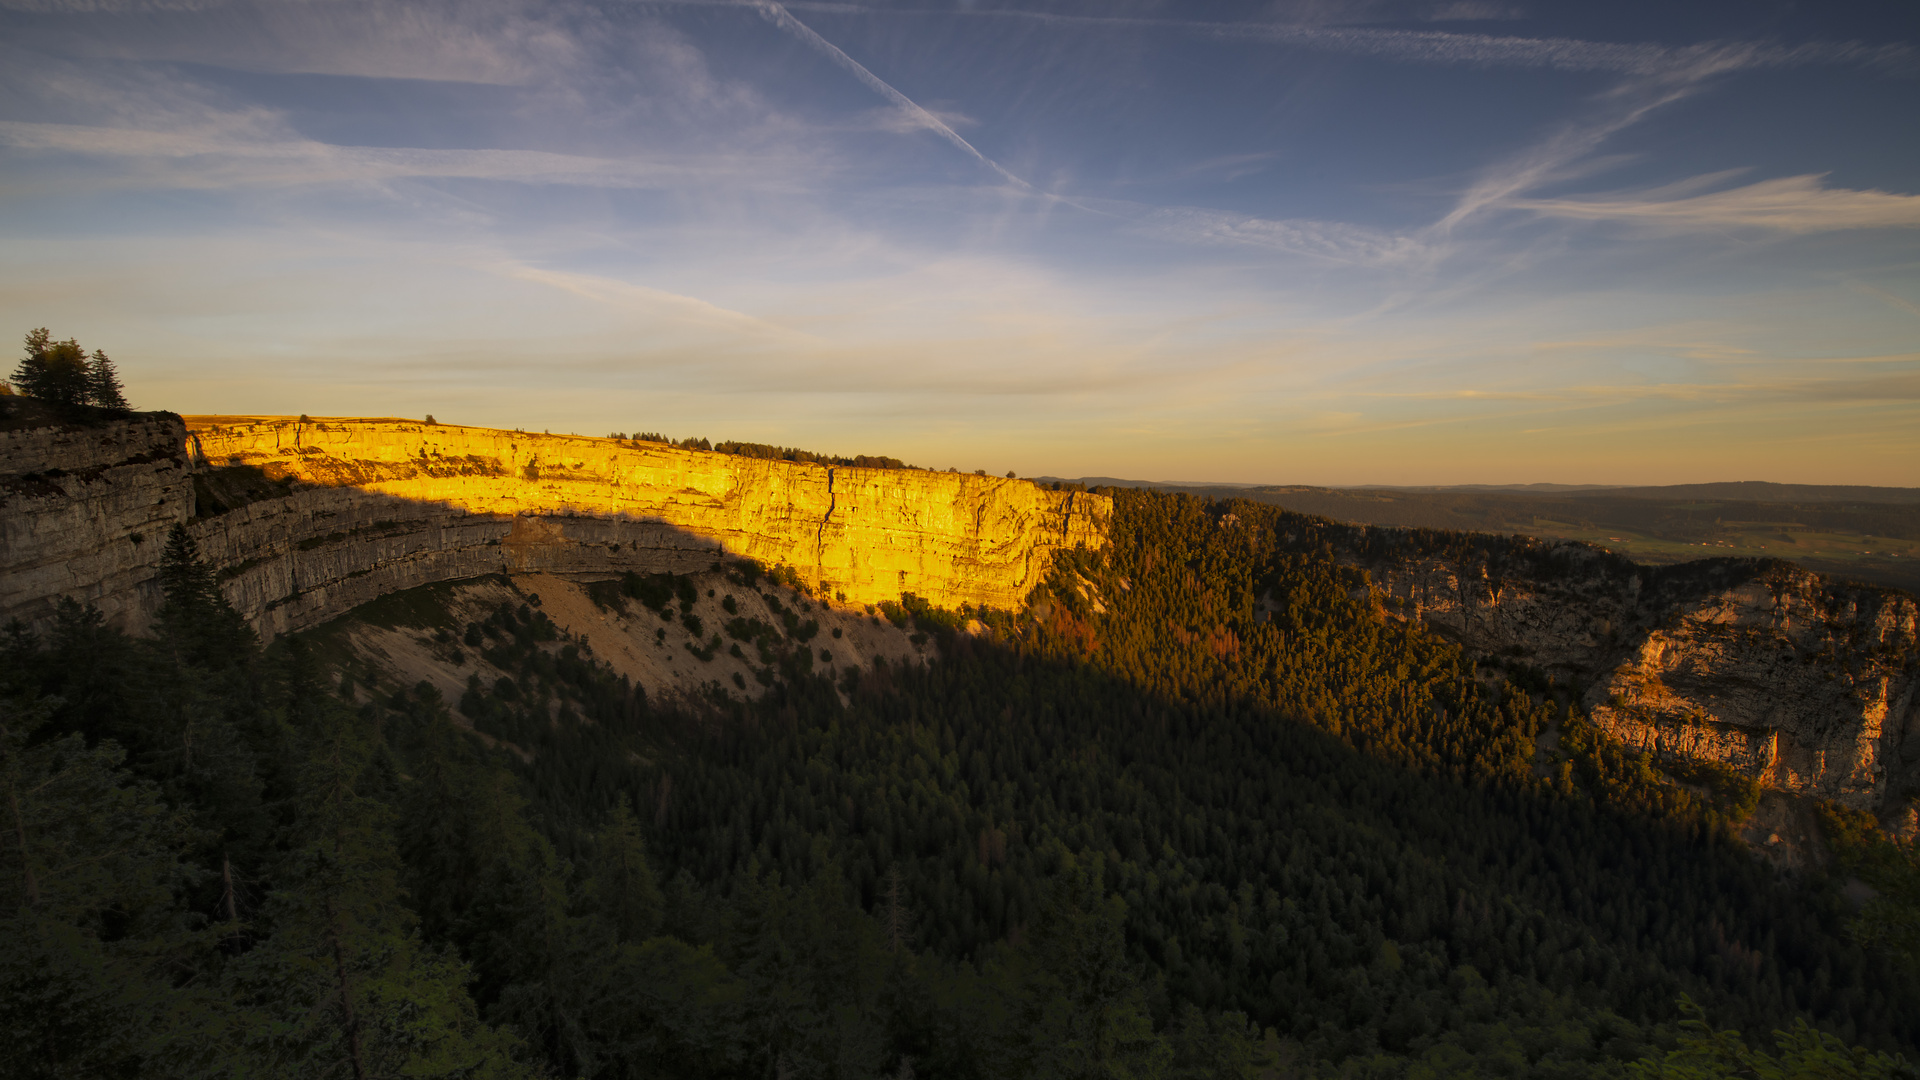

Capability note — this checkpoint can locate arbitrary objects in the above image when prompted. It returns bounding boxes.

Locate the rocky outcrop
[1,412,196,631]
[1368,545,1920,812]
[1,414,1109,639]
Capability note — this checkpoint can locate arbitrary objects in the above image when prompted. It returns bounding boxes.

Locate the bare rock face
[1589,572,1917,810]
[1370,544,1920,812]
[1,412,196,630]
[2,413,1109,640]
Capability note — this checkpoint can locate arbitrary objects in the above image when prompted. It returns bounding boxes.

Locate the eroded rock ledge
[1,413,1108,639]
[1363,541,1919,812]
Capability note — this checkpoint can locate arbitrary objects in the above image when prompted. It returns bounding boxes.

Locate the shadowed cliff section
[1,408,196,631]
[0,413,1109,637]
[1304,519,1920,816]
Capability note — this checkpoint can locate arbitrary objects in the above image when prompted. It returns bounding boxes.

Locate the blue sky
[2,0,1916,484]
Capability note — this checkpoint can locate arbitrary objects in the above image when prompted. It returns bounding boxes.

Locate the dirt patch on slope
[322,570,930,715]
[1740,790,1830,873]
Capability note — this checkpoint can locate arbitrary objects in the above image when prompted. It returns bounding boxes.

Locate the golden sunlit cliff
[1,413,1109,638]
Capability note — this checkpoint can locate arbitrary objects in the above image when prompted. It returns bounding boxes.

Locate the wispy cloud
[0,0,226,10]
[2,0,575,84]
[749,0,1031,188]
[499,262,817,342]
[771,2,1910,76]
[1205,28,1907,77]
[1513,174,1920,233]
[1847,282,1920,320]
[1425,2,1523,21]
[740,2,1914,250]
[846,104,979,136]
[1368,370,1920,406]
[1424,38,1818,236]
[1143,207,1427,266]
[0,119,820,191]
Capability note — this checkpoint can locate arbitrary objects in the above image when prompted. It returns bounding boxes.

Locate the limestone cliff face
[1,413,196,630]
[1,413,1108,640]
[1368,548,1920,811]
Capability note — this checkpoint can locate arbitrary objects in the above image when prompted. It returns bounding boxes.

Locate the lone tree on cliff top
[12,327,131,410]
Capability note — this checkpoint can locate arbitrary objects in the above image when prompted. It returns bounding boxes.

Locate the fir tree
[154,523,255,668]
[1631,996,1914,1078]
[884,867,914,955]
[226,692,533,1078]
[12,328,92,406]
[1006,856,1171,1080]
[87,349,129,410]
[157,524,219,618]
[591,802,664,944]
[0,694,226,1077]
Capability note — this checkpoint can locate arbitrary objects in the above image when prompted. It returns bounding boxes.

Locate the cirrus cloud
[1512,174,1920,233]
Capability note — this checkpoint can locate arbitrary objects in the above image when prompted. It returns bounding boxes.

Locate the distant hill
[1357,482,1623,493]
[1570,481,1920,505]
[1042,477,1920,505]
[1036,476,1920,594]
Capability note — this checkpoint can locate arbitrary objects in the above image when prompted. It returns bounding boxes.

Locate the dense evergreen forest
[4,492,1917,1078]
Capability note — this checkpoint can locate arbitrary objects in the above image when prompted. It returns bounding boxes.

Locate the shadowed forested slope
[3,491,1916,1078]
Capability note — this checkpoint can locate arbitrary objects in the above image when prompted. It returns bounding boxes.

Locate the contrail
[654,1,1911,79]
[750,0,1031,189]
[774,3,1910,77]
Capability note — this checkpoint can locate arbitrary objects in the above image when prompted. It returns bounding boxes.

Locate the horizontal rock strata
[2,413,1108,640]
[1,413,197,631]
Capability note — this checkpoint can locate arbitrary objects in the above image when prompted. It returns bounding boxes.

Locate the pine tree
[12,328,92,406]
[1631,996,1913,1078]
[884,866,914,954]
[0,694,227,1076]
[87,349,130,410]
[388,683,601,1072]
[592,802,664,944]
[157,524,218,617]
[226,692,533,1078]
[1005,855,1171,1080]
[154,523,255,667]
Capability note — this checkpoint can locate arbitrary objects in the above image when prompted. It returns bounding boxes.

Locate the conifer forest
[4,491,1917,1078]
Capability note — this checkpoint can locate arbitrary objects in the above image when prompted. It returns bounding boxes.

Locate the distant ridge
[1570,481,1920,505]
[1033,475,1920,594]
[1033,475,1240,490]
[1357,482,1626,494]
[1039,478,1920,505]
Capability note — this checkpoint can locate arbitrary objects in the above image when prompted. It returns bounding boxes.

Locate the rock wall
[1,412,196,631]
[1,413,1109,639]
[1368,547,1920,811]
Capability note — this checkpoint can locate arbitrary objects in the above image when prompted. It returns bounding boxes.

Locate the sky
[1,0,1916,485]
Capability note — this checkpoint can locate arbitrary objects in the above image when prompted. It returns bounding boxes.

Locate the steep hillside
[307,567,932,726]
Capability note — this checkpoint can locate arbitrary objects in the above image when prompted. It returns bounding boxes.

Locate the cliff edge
[1,413,1109,638]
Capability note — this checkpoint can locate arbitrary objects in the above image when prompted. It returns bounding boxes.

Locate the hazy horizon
[2,0,1915,486]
